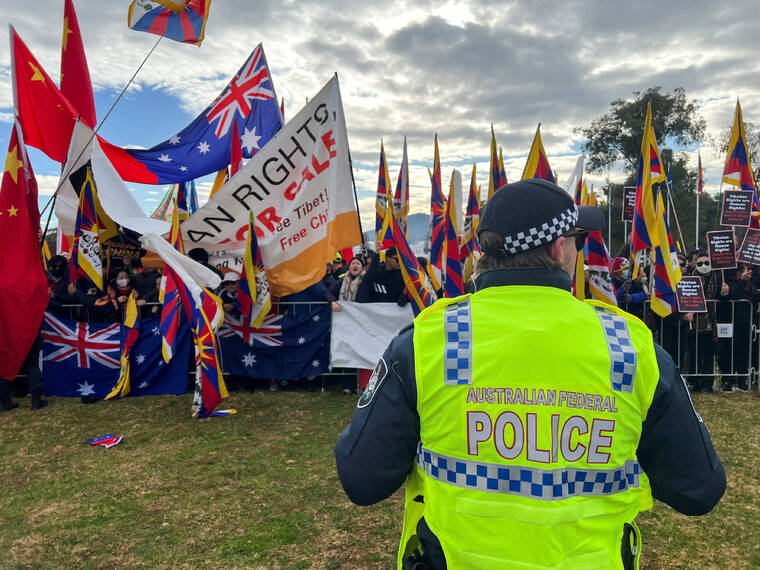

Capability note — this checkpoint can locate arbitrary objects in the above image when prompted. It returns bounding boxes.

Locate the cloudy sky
[1,0,760,231]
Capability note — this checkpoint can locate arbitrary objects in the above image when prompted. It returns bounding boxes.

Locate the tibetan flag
[722,100,760,226]
[499,148,507,186]
[697,151,704,194]
[388,200,437,313]
[722,101,756,190]
[521,124,556,183]
[444,172,464,297]
[238,212,271,328]
[175,180,198,220]
[209,168,229,198]
[61,0,96,129]
[375,141,392,246]
[631,103,661,252]
[428,135,446,289]
[11,27,80,163]
[128,0,211,46]
[393,136,410,236]
[648,131,666,185]
[70,167,103,290]
[460,164,480,282]
[488,126,505,199]
[587,231,617,307]
[159,201,184,361]
[650,192,681,317]
[106,293,141,400]
[376,195,395,252]
[0,121,48,380]
[150,184,176,221]
[42,235,52,270]
[189,284,227,417]
[587,183,597,207]
[230,121,244,176]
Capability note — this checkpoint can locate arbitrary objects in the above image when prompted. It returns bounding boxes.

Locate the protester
[187,247,224,282]
[716,263,751,392]
[331,255,366,311]
[220,272,241,314]
[611,256,648,320]
[356,247,408,305]
[336,179,725,568]
[658,252,689,368]
[683,251,720,392]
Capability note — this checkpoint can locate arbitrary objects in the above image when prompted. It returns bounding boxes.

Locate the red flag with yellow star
[61,0,97,128]
[11,26,79,163]
[0,122,48,380]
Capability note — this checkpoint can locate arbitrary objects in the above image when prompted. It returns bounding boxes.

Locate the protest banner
[330,302,414,369]
[182,76,361,296]
[737,228,760,266]
[675,276,707,313]
[621,186,636,222]
[719,189,754,227]
[706,230,737,270]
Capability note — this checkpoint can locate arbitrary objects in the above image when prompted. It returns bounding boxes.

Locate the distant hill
[362,212,430,247]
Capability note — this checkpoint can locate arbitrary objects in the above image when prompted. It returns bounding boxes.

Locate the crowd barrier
[28,299,760,393]
[631,299,758,392]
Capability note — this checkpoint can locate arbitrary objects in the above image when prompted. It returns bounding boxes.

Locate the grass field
[1,386,758,569]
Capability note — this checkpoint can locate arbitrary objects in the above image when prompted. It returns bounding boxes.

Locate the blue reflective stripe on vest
[444,300,472,385]
[416,443,641,500]
[594,308,637,393]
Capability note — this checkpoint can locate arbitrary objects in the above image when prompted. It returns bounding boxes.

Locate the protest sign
[675,276,707,313]
[737,228,760,266]
[182,76,362,296]
[621,186,636,222]
[707,230,736,270]
[719,189,754,227]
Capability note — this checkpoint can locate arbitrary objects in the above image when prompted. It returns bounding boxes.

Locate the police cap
[478,179,605,255]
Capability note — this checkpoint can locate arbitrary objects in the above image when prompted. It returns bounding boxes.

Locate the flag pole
[607,181,612,253]
[695,191,700,249]
[663,177,687,255]
[39,35,164,219]
[335,73,365,248]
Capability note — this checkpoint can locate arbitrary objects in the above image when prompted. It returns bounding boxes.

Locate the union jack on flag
[41,313,121,369]
[218,312,284,346]
[207,47,275,139]
[114,44,282,184]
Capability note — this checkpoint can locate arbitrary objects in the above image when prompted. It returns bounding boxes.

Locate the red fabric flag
[11,27,80,163]
[0,123,48,380]
[61,0,97,128]
[230,121,244,176]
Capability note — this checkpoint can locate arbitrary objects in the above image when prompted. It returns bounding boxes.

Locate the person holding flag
[336,178,724,569]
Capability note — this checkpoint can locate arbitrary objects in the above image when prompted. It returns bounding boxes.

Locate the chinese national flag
[61,0,97,128]
[11,26,79,163]
[0,123,49,380]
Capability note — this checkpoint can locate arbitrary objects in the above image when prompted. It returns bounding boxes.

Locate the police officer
[335,179,725,569]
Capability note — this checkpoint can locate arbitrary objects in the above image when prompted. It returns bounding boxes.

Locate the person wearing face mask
[683,252,720,392]
[611,257,648,320]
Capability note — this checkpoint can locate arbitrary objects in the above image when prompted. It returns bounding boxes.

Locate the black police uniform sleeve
[636,343,726,516]
[335,326,419,506]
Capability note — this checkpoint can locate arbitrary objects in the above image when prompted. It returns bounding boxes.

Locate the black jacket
[335,267,726,567]
[356,251,406,304]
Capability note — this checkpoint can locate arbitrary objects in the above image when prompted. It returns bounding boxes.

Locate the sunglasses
[565,230,589,251]
[697,261,710,267]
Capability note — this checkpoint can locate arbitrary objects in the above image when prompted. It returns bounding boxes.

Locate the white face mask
[696,263,711,275]
[116,278,129,288]
[620,269,630,280]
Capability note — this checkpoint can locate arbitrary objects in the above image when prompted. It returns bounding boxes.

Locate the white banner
[182,76,361,296]
[330,302,414,370]
[57,120,170,237]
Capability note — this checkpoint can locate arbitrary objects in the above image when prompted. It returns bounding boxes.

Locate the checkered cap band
[594,307,637,393]
[502,206,578,255]
[417,443,641,499]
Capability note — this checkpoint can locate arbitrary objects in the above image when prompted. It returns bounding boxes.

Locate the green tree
[578,87,720,252]
[577,86,706,178]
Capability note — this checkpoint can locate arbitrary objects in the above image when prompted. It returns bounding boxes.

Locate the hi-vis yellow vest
[398,285,659,569]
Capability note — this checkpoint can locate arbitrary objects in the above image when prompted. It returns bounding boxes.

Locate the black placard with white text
[675,276,707,313]
[622,186,636,222]
[707,230,737,270]
[737,228,760,266]
[720,189,754,227]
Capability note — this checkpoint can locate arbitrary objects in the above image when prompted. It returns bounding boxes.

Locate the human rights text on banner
[182,76,361,296]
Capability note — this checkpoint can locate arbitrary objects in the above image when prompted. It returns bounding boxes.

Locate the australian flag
[218,284,330,379]
[106,44,282,184]
[42,313,191,398]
